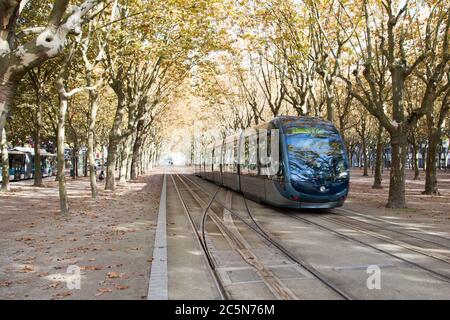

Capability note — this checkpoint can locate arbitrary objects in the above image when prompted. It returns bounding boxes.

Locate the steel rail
[318,214,450,264]
[334,208,450,244]
[281,211,450,283]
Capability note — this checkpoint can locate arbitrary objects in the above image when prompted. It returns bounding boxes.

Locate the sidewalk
[0,171,163,299]
[345,168,450,231]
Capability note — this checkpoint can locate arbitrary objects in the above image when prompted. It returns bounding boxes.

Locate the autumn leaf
[115,285,129,290]
[80,265,102,271]
[106,271,120,279]
[95,287,112,296]
[19,265,34,273]
[0,280,13,287]
[52,292,72,299]
[107,272,128,279]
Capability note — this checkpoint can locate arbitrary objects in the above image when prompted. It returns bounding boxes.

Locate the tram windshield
[286,126,348,184]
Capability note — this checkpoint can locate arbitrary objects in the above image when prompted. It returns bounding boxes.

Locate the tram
[0,148,56,182]
[194,116,349,209]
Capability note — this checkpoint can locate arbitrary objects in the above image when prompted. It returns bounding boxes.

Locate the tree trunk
[33,103,43,186]
[326,93,333,122]
[56,95,69,214]
[362,139,369,176]
[126,140,133,179]
[386,133,408,208]
[1,128,10,192]
[105,138,119,190]
[130,120,144,180]
[421,148,426,171]
[0,81,16,138]
[72,147,78,179]
[105,101,127,191]
[411,139,420,180]
[413,151,420,178]
[117,144,124,181]
[119,136,132,183]
[372,125,383,188]
[348,147,353,168]
[424,132,439,195]
[88,91,99,198]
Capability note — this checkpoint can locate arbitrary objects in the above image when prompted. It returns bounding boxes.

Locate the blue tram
[194,116,349,209]
[0,148,56,182]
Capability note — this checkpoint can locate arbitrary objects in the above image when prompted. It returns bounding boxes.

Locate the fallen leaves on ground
[0,173,163,299]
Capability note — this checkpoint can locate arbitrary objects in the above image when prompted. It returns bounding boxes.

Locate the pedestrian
[99,169,105,181]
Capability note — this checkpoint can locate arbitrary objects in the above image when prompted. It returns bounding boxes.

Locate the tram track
[333,208,450,245]
[279,212,450,283]
[173,174,300,300]
[170,175,229,300]
[315,214,450,264]
[184,173,450,285]
[177,173,353,300]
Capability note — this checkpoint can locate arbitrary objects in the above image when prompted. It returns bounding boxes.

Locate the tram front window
[286,127,348,188]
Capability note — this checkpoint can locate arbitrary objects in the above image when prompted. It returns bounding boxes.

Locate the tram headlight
[338,171,349,179]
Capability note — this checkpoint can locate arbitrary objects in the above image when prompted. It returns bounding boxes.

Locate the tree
[55,44,95,214]
[0,0,103,138]
[417,6,450,194]
[340,0,447,208]
[28,67,56,186]
[79,0,117,197]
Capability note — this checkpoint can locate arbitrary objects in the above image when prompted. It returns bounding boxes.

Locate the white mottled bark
[88,90,99,198]
[1,127,9,191]
[56,90,70,214]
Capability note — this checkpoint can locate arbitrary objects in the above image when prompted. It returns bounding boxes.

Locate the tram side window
[212,148,216,172]
[248,135,258,176]
[214,145,221,170]
[258,128,270,175]
[241,138,249,175]
[224,140,234,173]
[233,138,239,173]
[222,146,227,173]
[275,128,285,184]
[210,149,214,172]
[206,148,213,172]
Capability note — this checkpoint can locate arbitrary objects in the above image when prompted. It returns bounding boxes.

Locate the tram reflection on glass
[194,116,349,209]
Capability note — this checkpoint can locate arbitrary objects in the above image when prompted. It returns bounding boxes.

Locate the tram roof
[274,115,337,132]
[1,150,25,155]
[11,147,55,157]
